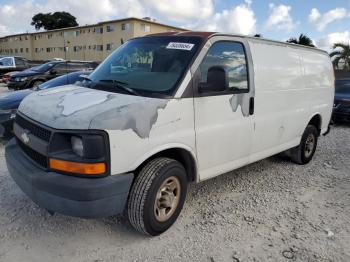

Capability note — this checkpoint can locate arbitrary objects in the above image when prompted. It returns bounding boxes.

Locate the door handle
[249,97,254,115]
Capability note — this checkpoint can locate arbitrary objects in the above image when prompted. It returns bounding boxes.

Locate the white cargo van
[5,32,334,236]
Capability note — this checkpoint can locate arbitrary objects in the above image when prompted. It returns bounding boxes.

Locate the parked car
[7,60,96,90]
[5,32,334,236]
[0,71,91,138]
[0,56,31,77]
[333,78,350,122]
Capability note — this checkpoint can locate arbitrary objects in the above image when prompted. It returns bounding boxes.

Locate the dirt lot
[0,85,349,261]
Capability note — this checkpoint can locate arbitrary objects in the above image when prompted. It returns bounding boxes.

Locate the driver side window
[200,41,249,92]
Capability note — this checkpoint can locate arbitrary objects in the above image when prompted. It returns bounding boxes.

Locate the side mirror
[49,69,57,75]
[0,62,3,66]
[198,66,229,93]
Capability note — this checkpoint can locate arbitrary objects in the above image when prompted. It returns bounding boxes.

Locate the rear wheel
[289,125,319,165]
[127,158,188,236]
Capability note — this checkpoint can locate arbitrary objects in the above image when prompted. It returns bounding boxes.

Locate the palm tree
[330,43,350,70]
[287,34,315,47]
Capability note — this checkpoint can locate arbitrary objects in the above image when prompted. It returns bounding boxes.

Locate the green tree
[330,43,350,70]
[287,34,315,47]
[31,12,78,30]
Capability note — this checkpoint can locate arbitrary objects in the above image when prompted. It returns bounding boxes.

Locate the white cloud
[308,8,321,23]
[265,4,295,31]
[143,0,214,23]
[0,0,147,37]
[318,31,350,50]
[192,2,256,35]
[0,0,258,37]
[308,7,348,31]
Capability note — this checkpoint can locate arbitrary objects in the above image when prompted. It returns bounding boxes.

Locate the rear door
[14,57,27,70]
[192,36,255,180]
[52,62,68,77]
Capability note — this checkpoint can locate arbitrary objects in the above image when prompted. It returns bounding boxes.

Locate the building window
[140,24,151,32]
[46,48,51,53]
[47,34,53,39]
[121,23,130,31]
[73,31,80,37]
[73,46,82,52]
[96,27,103,34]
[96,45,103,51]
[106,25,114,32]
[106,43,114,51]
[20,48,23,53]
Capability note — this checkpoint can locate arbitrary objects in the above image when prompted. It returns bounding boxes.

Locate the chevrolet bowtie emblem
[20,130,30,144]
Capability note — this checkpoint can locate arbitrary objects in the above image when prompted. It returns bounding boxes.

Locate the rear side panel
[247,39,333,162]
[248,39,308,157]
[298,49,334,133]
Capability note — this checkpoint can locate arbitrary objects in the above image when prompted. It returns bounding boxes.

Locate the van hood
[18,85,169,138]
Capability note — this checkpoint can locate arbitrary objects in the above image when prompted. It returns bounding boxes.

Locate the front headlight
[0,109,17,118]
[71,136,84,157]
[15,77,27,82]
[48,132,108,176]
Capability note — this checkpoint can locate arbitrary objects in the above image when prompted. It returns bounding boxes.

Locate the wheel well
[308,114,322,135]
[135,148,197,182]
[30,79,45,87]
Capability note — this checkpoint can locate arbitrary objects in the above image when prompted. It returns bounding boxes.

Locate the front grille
[16,138,48,168]
[15,114,51,142]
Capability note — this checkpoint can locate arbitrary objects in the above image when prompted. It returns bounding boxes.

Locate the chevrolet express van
[5,32,334,236]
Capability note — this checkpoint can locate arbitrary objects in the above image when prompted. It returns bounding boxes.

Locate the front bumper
[7,81,28,90]
[332,106,350,122]
[0,112,16,137]
[5,139,134,218]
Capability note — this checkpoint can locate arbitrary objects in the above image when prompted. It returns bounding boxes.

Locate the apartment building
[0,17,186,62]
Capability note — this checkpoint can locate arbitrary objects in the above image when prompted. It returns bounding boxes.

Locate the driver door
[193,37,255,180]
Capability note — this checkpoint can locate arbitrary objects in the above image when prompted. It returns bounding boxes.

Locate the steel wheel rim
[154,176,181,222]
[305,133,315,158]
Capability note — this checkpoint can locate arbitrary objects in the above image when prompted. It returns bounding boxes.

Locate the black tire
[289,125,319,165]
[31,80,44,88]
[127,158,188,236]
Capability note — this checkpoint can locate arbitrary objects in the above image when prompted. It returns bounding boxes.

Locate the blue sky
[0,0,349,49]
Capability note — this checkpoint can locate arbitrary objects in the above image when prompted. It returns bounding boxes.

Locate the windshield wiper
[99,79,139,96]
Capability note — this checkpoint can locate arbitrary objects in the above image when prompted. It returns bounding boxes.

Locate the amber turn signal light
[49,158,106,175]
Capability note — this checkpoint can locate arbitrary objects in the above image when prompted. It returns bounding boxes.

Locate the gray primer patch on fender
[90,99,168,138]
[229,93,251,117]
[18,85,169,137]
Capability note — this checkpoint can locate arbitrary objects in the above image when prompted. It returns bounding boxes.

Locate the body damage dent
[18,85,169,137]
[229,93,251,117]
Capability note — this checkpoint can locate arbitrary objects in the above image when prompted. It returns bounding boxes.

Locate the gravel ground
[0,84,349,261]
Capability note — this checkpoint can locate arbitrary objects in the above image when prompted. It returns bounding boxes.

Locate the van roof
[147,31,328,55]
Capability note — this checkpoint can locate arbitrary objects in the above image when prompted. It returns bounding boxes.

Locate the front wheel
[31,80,44,88]
[127,158,188,236]
[289,125,319,165]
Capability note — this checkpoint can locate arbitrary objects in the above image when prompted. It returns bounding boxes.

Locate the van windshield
[88,36,202,97]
